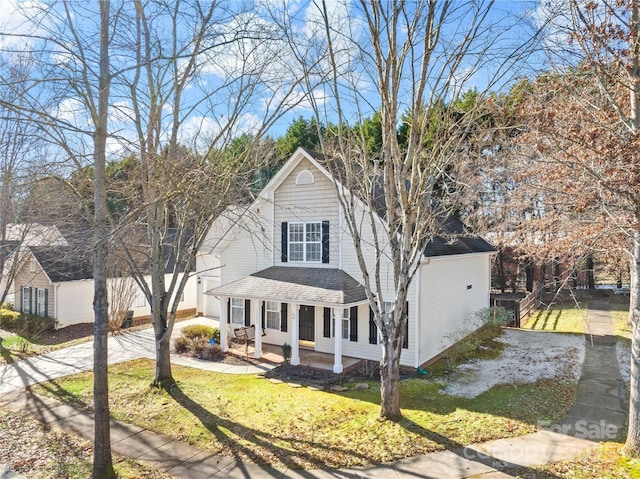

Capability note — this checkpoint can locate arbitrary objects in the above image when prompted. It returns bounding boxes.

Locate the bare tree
[276,0,539,418]
[108,0,306,386]
[0,1,117,474]
[511,0,640,456]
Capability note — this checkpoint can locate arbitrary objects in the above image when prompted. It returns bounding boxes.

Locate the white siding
[274,159,340,268]
[196,252,221,316]
[418,253,492,364]
[56,280,94,327]
[55,273,198,329]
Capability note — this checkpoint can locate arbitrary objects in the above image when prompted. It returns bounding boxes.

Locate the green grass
[610,300,632,342]
[508,442,640,478]
[0,330,91,365]
[34,358,578,469]
[522,303,588,334]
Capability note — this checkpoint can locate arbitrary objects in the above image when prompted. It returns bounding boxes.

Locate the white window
[265,301,281,330]
[289,222,321,262]
[29,258,36,273]
[22,287,30,313]
[136,292,146,308]
[230,298,245,325]
[36,288,46,316]
[332,308,350,339]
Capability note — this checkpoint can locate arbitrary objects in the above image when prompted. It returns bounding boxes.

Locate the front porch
[227,342,362,372]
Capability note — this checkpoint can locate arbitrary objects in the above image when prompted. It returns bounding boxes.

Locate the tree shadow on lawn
[168,382,564,478]
[166,382,371,471]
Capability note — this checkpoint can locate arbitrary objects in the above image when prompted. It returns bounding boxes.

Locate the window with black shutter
[402,302,409,349]
[349,306,358,342]
[281,303,288,332]
[323,307,331,337]
[369,307,378,344]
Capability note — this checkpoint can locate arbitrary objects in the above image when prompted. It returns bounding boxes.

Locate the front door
[299,305,315,347]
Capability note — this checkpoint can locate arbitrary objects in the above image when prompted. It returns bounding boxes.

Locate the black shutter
[349,306,358,342]
[34,289,39,315]
[19,287,24,313]
[44,289,49,317]
[402,301,409,349]
[244,299,251,326]
[226,298,231,323]
[321,221,330,264]
[281,303,288,332]
[369,307,377,344]
[28,287,33,314]
[261,301,265,329]
[323,307,331,337]
[281,222,288,263]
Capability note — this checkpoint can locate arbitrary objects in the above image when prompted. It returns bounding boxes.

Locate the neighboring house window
[29,258,36,273]
[22,287,30,313]
[289,222,321,262]
[265,301,281,330]
[230,298,245,325]
[136,292,146,308]
[36,288,46,316]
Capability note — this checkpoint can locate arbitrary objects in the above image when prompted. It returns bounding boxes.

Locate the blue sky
[0,0,552,161]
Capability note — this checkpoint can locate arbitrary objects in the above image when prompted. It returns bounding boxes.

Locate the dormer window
[281,220,329,264]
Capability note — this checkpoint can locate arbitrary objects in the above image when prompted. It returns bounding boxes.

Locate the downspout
[414,263,421,368]
[271,190,275,267]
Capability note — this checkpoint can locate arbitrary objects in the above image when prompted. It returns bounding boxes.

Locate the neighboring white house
[199,147,495,373]
[13,245,197,328]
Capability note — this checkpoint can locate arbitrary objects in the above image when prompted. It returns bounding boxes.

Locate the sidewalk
[0,306,626,478]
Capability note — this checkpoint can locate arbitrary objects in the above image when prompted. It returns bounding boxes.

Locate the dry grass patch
[0,408,173,478]
[35,358,577,470]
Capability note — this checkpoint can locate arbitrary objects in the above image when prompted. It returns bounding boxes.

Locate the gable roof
[208,266,367,306]
[209,147,493,258]
[30,246,93,283]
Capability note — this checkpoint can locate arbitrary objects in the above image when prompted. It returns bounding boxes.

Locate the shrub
[174,324,221,358]
[0,309,55,335]
[0,308,21,329]
[475,306,514,327]
[180,324,215,341]
[174,336,190,354]
[194,344,224,361]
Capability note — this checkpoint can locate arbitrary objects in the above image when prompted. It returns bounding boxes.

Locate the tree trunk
[625,229,640,455]
[586,255,595,290]
[92,1,115,477]
[153,328,173,387]
[525,258,535,292]
[379,334,402,420]
[496,251,507,293]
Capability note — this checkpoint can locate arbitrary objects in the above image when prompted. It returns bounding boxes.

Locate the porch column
[254,300,262,359]
[290,303,300,366]
[333,307,343,373]
[219,296,228,352]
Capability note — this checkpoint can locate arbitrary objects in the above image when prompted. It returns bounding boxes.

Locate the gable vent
[296,169,314,185]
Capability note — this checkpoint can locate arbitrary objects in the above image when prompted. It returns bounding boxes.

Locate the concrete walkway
[560,300,627,440]
[0,305,627,478]
[0,318,273,395]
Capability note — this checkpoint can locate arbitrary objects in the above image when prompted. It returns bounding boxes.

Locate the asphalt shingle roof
[30,246,93,282]
[207,266,368,306]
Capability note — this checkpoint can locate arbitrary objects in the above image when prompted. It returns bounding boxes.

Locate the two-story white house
[197,147,495,373]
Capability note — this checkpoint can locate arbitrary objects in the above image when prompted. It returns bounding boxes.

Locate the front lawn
[34,358,577,470]
[523,303,588,334]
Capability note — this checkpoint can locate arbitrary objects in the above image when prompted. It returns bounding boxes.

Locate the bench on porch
[231,325,266,344]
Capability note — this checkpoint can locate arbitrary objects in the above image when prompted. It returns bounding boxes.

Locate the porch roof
[206,266,368,306]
